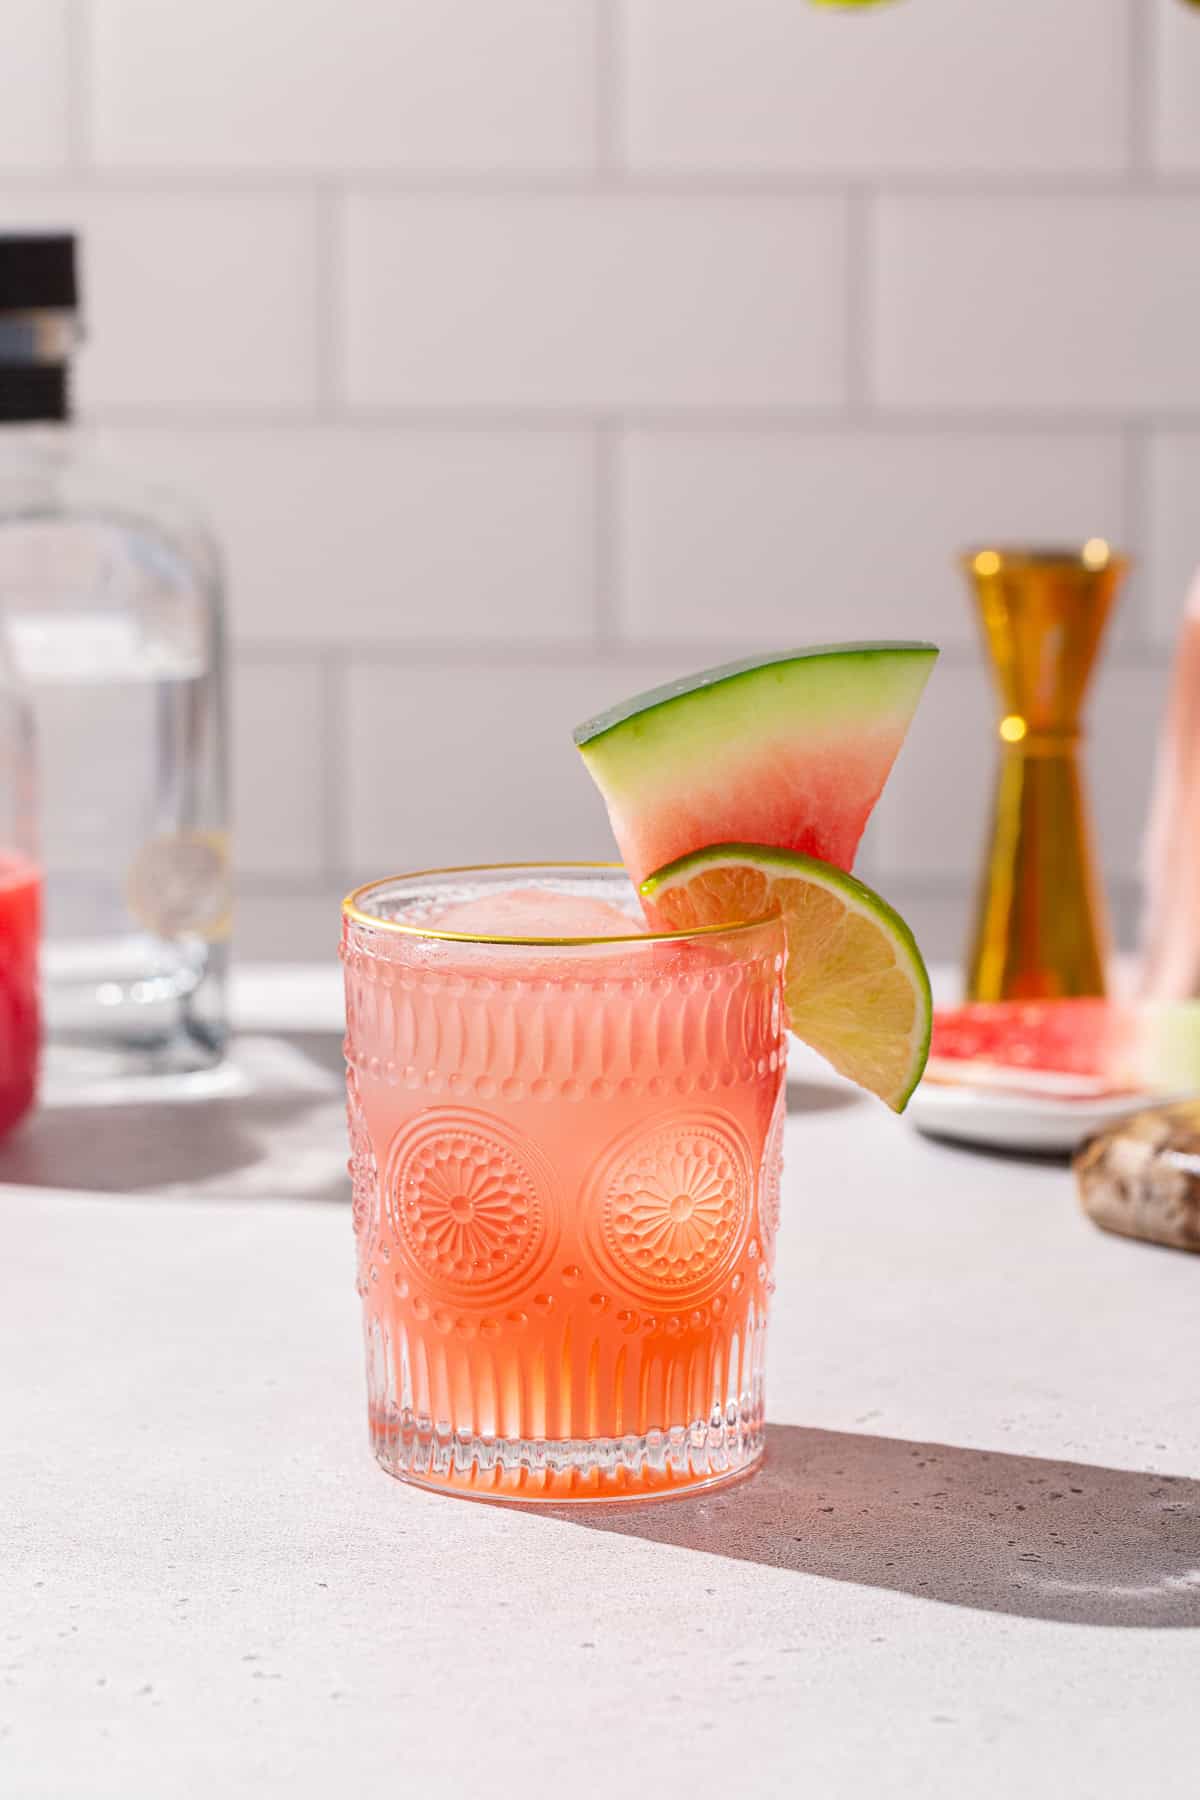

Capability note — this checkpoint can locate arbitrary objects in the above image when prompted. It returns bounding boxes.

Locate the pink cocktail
[342,864,786,1502]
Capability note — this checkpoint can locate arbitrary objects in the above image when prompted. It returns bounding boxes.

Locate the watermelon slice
[574,643,937,886]
[927,998,1200,1100]
[928,1000,1133,1098]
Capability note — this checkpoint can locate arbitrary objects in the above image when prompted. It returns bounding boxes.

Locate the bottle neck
[0,307,78,424]
[0,361,69,423]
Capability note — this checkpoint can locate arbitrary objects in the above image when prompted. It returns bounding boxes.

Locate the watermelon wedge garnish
[574,643,937,886]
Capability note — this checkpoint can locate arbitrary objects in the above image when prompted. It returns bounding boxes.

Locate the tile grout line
[82,404,1193,435]
[320,649,349,883]
[843,184,872,419]
[593,0,622,175]
[4,167,1197,198]
[592,422,621,648]
[1121,421,1150,651]
[63,0,92,170]
[1126,0,1152,174]
[311,184,342,418]
[232,639,1170,672]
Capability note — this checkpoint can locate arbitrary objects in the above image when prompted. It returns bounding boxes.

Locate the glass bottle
[962,542,1126,1003]
[0,233,228,1076]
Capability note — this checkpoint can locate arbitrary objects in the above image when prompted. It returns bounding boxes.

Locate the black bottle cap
[0,235,77,314]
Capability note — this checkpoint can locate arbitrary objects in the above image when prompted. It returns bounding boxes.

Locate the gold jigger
[963,542,1127,1002]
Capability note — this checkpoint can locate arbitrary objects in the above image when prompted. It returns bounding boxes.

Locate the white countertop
[4,968,1199,1799]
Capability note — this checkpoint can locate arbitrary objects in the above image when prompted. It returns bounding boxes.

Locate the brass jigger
[963,542,1127,1002]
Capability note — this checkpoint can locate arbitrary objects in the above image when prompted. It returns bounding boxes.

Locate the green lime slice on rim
[641,843,932,1113]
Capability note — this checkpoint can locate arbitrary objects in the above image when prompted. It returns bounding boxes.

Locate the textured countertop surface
[3,968,1199,1799]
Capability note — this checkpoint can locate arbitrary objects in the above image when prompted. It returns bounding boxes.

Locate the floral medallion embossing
[384,1108,557,1303]
[346,1069,379,1243]
[586,1113,752,1305]
[758,1087,786,1264]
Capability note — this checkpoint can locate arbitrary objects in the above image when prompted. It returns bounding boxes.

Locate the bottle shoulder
[0,429,222,593]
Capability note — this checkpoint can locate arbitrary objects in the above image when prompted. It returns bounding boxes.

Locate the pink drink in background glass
[342,865,786,1502]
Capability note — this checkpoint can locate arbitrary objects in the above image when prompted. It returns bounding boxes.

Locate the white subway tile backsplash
[622,0,1128,175]
[0,189,317,413]
[343,656,683,872]
[342,194,846,410]
[870,885,973,974]
[91,0,596,172]
[875,658,1164,889]
[1151,0,1200,171]
[872,664,993,883]
[0,1,68,167]
[618,432,1124,648]
[93,427,596,646]
[874,196,1200,414]
[0,0,1176,951]
[1091,663,1167,888]
[1146,434,1200,646]
[233,660,328,879]
[234,889,345,964]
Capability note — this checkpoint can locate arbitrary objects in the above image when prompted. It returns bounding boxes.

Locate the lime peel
[641,842,932,1113]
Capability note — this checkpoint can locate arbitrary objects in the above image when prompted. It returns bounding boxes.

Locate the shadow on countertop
[0,1031,350,1203]
[0,1043,859,1202]
[551,1424,1200,1628]
[786,1078,863,1117]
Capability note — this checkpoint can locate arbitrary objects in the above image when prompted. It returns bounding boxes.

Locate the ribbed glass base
[369,1403,765,1504]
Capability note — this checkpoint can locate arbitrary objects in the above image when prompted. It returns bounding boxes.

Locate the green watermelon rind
[573,641,938,751]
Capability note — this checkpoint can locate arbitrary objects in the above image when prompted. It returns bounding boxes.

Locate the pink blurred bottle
[1140,569,1200,1001]
[0,631,39,1134]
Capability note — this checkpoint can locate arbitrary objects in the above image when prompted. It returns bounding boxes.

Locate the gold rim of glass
[962,540,1129,576]
[342,861,772,948]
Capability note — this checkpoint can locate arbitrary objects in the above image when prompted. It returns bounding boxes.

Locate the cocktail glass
[341,863,787,1503]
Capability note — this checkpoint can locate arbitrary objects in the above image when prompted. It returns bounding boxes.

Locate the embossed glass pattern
[342,865,787,1503]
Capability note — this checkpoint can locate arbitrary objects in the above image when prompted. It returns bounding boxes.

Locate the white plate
[906,1080,1176,1156]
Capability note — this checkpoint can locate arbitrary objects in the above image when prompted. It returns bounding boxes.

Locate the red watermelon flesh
[574,643,937,887]
[928,1000,1137,1097]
